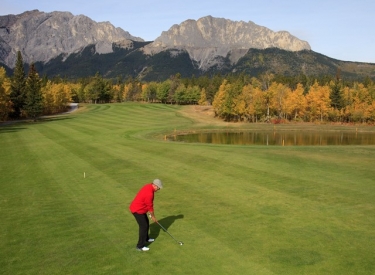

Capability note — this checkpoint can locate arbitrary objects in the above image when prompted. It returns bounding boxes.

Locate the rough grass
[0,102,374,275]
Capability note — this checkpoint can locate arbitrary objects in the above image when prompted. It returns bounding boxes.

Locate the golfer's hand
[148,212,157,223]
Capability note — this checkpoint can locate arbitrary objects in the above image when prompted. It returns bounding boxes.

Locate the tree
[174,83,186,104]
[41,81,55,114]
[157,80,171,103]
[168,73,181,103]
[185,85,200,104]
[330,80,344,110]
[270,82,290,119]
[141,81,158,102]
[252,87,265,122]
[285,83,306,121]
[112,84,124,103]
[124,79,141,102]
[42,82,72,114]
[305,81,331,122]
[198,88,208,106]
[350,83,372,122]
[95,74,112,103]
[74,82,86,103]
[24,63,43,121]
[368,101,375,122]
[233,84,251,121]
[10,51,26,118]
[259,73,274,91]
[262,84,276,122]
[122,82,132,102]
[0,67,12,121]
[212,79,229,118]
[84,73,111,103]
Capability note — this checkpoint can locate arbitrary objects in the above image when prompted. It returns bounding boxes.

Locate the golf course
[1,102,374,275]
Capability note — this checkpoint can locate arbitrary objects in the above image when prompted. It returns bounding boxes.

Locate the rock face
[143,16,311,70]
[0,10,143,67]
[0,11,311,72]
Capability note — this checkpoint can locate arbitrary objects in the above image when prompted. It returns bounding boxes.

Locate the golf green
[1,103,374,275]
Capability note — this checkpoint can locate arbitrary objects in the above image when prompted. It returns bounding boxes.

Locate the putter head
[179,242,183,245]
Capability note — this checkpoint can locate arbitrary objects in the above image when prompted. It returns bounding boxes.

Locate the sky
[1,0,374,63]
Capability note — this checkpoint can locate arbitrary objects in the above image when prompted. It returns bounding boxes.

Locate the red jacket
[129,184,155,214]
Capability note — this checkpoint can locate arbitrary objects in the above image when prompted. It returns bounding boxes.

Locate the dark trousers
[132,213,150,248]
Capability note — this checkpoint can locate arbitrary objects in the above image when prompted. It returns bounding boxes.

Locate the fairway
[1,103,375,275]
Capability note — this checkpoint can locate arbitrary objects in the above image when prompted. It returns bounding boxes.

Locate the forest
[1,51,375,124]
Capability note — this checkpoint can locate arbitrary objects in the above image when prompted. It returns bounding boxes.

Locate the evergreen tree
[87,72,112,103]
[330,69,344,110]
[24,63,43,121]
[330,81,344,110]
[10,51,26,118]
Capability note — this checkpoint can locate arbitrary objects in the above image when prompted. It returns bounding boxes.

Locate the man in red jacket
[129,179,163,251]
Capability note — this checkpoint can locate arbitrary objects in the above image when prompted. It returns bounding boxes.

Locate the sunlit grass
[0,102,374,275]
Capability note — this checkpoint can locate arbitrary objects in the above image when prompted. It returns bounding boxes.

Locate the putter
[157,221,184,245]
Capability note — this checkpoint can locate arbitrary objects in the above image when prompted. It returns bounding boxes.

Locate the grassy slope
[0,103,374,275]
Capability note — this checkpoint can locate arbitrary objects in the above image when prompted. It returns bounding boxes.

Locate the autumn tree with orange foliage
[343,83,373,123]
[305,81,331,122]
[284,83,306,121]
[42,81,72,114]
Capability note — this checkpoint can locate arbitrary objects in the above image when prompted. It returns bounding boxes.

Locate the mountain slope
[26,45,374,81]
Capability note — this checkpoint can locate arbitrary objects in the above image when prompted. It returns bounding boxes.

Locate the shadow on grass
[0,115,74,132]
[0,126,27,133]
[39,116,74,123]
[150,214,184,241]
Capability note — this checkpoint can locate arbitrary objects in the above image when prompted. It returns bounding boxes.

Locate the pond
[168,130,375,146]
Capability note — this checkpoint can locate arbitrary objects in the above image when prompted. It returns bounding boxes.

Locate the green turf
[1,103,375,275]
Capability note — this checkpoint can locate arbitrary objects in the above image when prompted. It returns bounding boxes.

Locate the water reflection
[169,131,375,146]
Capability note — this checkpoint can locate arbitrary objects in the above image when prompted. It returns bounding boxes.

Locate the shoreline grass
[1,103,374,274]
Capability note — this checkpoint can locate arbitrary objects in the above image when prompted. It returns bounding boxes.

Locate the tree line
[0,52,72,121]
[1,51,374,123]
[212,76,375,123]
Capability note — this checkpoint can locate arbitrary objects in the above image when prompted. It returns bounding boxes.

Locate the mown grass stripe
[1,103,374,275]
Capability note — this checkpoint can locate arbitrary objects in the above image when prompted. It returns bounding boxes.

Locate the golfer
[129,179,163,251]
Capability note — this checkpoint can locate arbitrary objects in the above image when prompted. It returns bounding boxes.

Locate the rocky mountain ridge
[1,10,374,81]
[0,10,143,67]
[1,10,310,71]
[144,16,311,70]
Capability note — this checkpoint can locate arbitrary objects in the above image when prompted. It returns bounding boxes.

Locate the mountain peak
[143,15,311,70]
[0,10,143,67]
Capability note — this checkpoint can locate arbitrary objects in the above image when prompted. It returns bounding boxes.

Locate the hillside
[24,46,375,81]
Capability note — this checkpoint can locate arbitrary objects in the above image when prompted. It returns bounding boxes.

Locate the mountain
[0,10,374,81]
[0,10,143,68]
[143,16,311,71]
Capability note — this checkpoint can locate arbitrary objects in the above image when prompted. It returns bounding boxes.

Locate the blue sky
[2,0,374,63]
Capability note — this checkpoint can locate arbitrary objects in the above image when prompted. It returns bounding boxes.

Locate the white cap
[153,179,163,189]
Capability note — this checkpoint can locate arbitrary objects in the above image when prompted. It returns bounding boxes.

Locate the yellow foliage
[112,84,123,102]
[123,83,132,100]
[285,83,306,120]
[212,80,228,116]
[42,81,72,115]
[0,67,12,120]
[198,88,208,105]
[305,82,331,121]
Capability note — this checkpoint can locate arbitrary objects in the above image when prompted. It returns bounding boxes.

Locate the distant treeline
[1,52,374,124]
